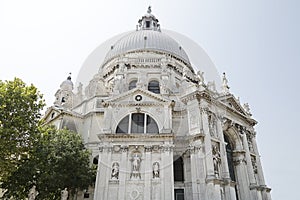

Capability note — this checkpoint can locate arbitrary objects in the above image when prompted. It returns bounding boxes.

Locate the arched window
[224,134,236,181]
[93,155,99,165]
[129,80,137,90]
[116,113,159,134]
[148,80,160,94]
[224,134,239,200]
[116,115,129,133]
[173,156,184,182]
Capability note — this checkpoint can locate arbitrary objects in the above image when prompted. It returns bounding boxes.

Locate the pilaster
[118,145,128,200]
[143,146,152,200]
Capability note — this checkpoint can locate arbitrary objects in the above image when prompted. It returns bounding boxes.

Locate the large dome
[75,9,222,91]
[102,30,190,66]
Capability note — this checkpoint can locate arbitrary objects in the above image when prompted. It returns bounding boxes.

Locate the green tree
[0,78,44,180]
[2,126,96,199]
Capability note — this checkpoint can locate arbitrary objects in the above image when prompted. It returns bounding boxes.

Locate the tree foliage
[0,78,44,180]
[0,78,95,199]
[1,126,96,199]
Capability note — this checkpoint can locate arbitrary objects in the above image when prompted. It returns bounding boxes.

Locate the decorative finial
[67,72,72,80]
[147,6,152,14]
[222,72,230,94]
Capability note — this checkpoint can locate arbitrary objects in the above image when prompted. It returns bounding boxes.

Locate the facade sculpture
[61,188,68,200]
[111,162,119,180]
[153,162,160,179]
[44,7,272,200]
[212,144,221,178]
[131,153,141,179]
[28,185,38,200]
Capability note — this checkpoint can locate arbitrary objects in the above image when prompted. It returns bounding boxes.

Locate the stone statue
[243,103,251,115]
[212,145,221,178]
[222,72,230,94]
[197,70,205,85]
[111,162,119,180]
[28,185,38,200]
[182,66,189,80]
[153,162,160,179]
[147,6,152,14]
[207,81,217,93]
[251,156,258,174]
[131,153,141,179]
[61,188,68,200]
[208,115,217,137]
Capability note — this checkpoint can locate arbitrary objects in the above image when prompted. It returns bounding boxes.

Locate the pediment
[43,106,63,123]
[218,94,248,116]
[105,88,170,106]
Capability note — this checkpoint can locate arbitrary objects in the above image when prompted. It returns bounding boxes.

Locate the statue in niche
[111,162,119,180]
[247,134,254,152]
[130,153,141,179]
[212,145,221,178]
[28,185,38,200]
[153,162,160,179]
[61,188,68,200]
[208,114,217,137]
[251,156,258,174]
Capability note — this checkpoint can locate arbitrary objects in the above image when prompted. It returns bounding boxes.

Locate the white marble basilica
[44,7,272,200]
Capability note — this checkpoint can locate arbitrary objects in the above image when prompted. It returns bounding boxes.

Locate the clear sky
[1,1,299,199]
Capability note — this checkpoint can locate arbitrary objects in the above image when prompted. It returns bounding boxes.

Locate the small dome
[102,30,190,66]
[60,75,74,91]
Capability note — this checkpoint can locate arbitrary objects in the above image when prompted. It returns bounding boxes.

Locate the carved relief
[153,162,160,179]
[189,110,198,129]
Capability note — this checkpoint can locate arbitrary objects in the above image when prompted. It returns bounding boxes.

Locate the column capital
[160,144,174,152]
[144,145,152,153]
[120,145,128,152]
[188,144,202,154]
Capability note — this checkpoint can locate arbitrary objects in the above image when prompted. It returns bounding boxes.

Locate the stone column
[233,151,251,200]
[143,146,152,200]
[118,145,128,200]
[251,134,266,186]
[200,107,216,199]
[216,117,236,200]
[241,132,259,200]
[216,117,230,179]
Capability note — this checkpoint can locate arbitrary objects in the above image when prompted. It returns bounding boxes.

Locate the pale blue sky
[1,1,299,199]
